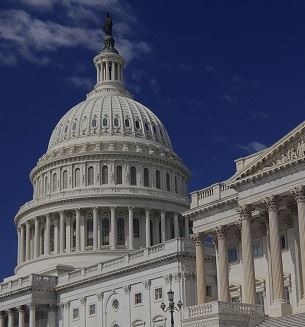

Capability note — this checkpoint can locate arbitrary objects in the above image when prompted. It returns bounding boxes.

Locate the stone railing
[0,274,57,296]
[17,186,190,216]
[190,182,237,208]
[183,301,265,320]
[57,238,194,287]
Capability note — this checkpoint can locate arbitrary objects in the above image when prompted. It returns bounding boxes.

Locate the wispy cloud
[149,78,160,95]
[238,141,267,154]
[250,110,270,119]
[0,1,152,66]
[64,76,94,90]
[221,94,237,105]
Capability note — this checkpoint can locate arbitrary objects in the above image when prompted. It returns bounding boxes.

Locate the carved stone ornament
[80,297,87,306]
[212,226,226,240]
[64,302,70,310]
[96,292,104,301]
[123,285,131,294]
[173,272,182,282]
[272,140,305,167]
[263,195,279,212]
[17,306,24,313]
[190,233,202,246]
[290,186,305,203]
[164,274,173,284]
[236,204,252,220]
[28,304,36,311]
[143,280,151,289]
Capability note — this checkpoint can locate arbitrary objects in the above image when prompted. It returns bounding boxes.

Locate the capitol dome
[14,17,190,277]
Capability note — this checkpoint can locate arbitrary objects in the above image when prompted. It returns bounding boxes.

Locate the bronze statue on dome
[103,12,113,36]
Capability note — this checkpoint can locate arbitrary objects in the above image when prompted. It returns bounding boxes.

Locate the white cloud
[64,76,94,90]
[0,1,151,66]
[238,141,267,154]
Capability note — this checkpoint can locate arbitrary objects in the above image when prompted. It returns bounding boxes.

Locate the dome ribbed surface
[48,95,172,151]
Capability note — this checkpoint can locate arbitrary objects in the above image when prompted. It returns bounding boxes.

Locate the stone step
[257,313,305,327]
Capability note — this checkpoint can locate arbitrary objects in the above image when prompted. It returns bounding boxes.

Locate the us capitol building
[1,14,305,327]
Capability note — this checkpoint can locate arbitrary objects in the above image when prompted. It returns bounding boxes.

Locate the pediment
[228,120,305,186]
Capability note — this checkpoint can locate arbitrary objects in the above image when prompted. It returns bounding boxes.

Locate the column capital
[123,285,131,294]
[290,186,305,203]
[17,305,25,313]
[191,233,203,245]
[64,301,70,310]
[236,204,253,219]
[92,207,99,213]
[80,297,87,306]
[110,206,116,212]
[212,226,226,239]
[143,279,151,289]
[128,206,134,213]
[75,208,81,214]
[263,195,279,211]
[96,292,104,301]
[145,208,151,214]
[6,308,14,315]
[27,303,36,311]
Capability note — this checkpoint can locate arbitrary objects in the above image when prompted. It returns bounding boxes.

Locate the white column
[185,217,190,238]
[34,217,40,258]
[54,219,59,254]
[214,226,230,302]
[65,216,71,253]
[59,211,65,253]
[47,305,56,327]
[80,298,86,326]
[7,309,14,327]
[106,62,109,80]
[18,306,25,327]
[174,213,179,238]
[192,233,207,304]
[64,302,70,327]
[111,62,115,80]
[45,214,51,255]
[145,208,151,247]
[161,210,166,243]
[110,207,117,249]
[128,207,134,250]
[237,205,256,304]
[29,304,36,327]
[93,207,98,251]
[26,221,31,261]
[17,228,21,264]
[76,209,81,251]
[20,225,25,263]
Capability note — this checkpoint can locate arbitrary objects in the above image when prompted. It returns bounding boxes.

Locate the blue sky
[1,0,305,280]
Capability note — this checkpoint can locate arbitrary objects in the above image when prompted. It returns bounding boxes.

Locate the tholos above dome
[48,95,172,152]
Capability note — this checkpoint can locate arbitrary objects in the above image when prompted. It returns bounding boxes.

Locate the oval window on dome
[144,122,150,132]
[102,116,108,127]
[91,117,97,128]
[114,116,120,127]
[135,120,141,130]
[125,118,130,128]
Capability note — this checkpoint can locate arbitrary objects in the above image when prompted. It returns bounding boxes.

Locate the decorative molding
[290,186,305,203]
[212,226,226,240]
[164,274,173,284]
[173,272,182,282]
[80,297,87,306]
[263,195,279,212]
[123,285,131,294]
[143,280,151,290]
[191,233,202,246]
[236,204,252,220]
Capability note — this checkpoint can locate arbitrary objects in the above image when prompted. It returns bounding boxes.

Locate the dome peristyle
[48,95,172,152]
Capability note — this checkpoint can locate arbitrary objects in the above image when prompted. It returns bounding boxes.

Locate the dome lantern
[89,13,132,99]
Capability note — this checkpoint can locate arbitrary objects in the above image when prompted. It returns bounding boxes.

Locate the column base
[269,300,292,317]
[297,297,305,313]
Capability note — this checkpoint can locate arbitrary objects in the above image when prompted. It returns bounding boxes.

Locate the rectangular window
[206,285,212,297]
[89,304,96,316]
[252,238,263,258]
[135,292,142,305]
[72,308,79,320]
[228,245,239,263]
[155,287,163,301]
[280,232,288,250]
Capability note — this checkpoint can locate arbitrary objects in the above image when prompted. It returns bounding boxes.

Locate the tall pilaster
[291,186,305,311]
[59,211,65,253]
[214,226,230,302]
[145,208,151,247]
[237,204,256,304]
[128,207,134,250]
[18,306,24,327]
[76,209,81,252]
[64,302,70,327]
[192,233,207,304]
[93,207,98,251]
[80,297,86,326]
[264,196,291,316]
[161,210,166,243]
[110,206,117,249]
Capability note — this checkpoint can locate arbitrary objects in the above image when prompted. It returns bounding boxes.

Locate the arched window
[156,170,161,189]
[52,173,57,192]
[135,120,141,130]
[50,225,55,252]
[144,168,149,187]
[102,116,108,127]
[88,166,94,186]
[102,165,108,184]
[74,168,81,187]
[86,218,93,247]
[44,176,48,195]
[101,218,109,245]
[114,116,120,127]
[63,170,68,190]
[116,166,122,185]
[91,117,97,128]
[117,218,125,245]
[166,173,170,191]
[130,166,137,185]
[133,218,140,238]
[125,118,130,128]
